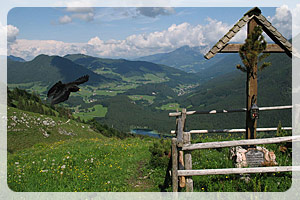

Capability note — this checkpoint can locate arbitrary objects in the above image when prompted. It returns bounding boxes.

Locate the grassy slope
[7,107,293,192]
[7,107,103,153]
[7,107,158,192]
[8,137,155,192]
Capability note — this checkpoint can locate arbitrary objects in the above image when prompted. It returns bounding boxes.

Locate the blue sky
[6,7,292,60]
[8,7,277,42]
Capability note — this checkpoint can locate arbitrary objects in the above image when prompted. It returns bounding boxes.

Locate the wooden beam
[219,43,285,53]
[171,138,178,192]
[183,132,193,192]
[182,135,300,151]
[168,105,292,117]
[259,105,292,111]
[258,21,292,58]
[170,127,292,134]
[188,127,292,134]
[177,118,183,147]
[245,18,258,141]
[178,166,300,176]
[178,151,186,188]
[265,44,287,53]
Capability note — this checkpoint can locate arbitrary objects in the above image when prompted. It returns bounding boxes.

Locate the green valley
[7,47,292,134]
[6,44,293,192]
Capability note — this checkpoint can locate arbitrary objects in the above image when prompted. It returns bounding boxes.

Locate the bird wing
[71,75,89,85]
[47,81,64,98]
[51,88,71,105]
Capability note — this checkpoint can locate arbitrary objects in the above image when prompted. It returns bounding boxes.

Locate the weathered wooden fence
[168,105,300,192]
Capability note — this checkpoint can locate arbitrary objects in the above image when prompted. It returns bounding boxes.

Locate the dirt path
[128,160,156,192]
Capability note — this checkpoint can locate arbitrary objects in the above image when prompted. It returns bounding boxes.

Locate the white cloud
[58,3,95,24]
[136,7,175,18]
[8,39,87,60]
[8,20,233,60]
[7,25,19,43]
[12,7,294,60]
[59,15,72,24]
[72,12,94,22]
[268,5,292,39]
[0,24,19,55]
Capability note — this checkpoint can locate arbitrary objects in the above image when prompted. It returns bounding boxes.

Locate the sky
[5,6,296,60]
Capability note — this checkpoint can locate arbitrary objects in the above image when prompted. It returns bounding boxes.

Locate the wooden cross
[204,7,292,140]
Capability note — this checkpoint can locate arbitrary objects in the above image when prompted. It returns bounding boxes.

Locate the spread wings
[47,75,89,105]
[70,75,89,85]
[51,89,71,105]
[47,81,64,98]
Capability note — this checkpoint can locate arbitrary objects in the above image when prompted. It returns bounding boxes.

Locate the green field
[94,90,125,96]
[74,104,108,120]
[128,95,156,104]
[8,82,48,96]
[122,73,168,84]
[8,137,155,192]
[157,103,181,111]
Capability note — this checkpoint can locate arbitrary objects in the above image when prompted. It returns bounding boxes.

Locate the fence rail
[182,135,300,151]
[178,166,300,176]
[169,105,292,117]
[170,127,292,134]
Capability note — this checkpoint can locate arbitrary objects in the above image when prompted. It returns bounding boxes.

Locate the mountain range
[7,43,292,133]
[64,53,200,85]
[8,55,26,62]
[7,53,202,87]
[7,54,112,85]
[137,45,242,82]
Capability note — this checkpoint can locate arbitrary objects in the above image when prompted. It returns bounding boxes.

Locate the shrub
[148,139,171,169]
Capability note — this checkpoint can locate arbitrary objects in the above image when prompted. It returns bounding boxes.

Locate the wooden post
[246,18,258,142]
[178,151,186,188]
[177,118,183,147]
[171,138,178,192]
[178,109,186,188]
[183,132,193,192]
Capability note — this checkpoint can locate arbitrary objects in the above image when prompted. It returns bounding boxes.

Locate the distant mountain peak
[137,45,216,73]
[8,55,26,62]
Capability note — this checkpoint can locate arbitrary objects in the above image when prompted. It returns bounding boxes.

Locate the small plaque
[245,150,264,167]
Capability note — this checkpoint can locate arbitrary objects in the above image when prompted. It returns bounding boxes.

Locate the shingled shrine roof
[204,7,292,59]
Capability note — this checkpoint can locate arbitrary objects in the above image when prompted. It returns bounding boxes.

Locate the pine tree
[236,25,271,74]
[18,99,25,110]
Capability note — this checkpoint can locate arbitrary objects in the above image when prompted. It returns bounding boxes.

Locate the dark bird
[47,75,89,105]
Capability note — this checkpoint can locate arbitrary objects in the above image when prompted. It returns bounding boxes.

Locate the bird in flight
[47,75,89,105]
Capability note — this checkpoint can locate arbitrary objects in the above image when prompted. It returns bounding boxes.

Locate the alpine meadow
[6,6,299,194]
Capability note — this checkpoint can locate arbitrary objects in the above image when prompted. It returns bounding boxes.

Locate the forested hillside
[7,54,113,85]
[178,52,291,131]
[64,53,200,84]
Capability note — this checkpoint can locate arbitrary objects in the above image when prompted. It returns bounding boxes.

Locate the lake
[130,129,170,138]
